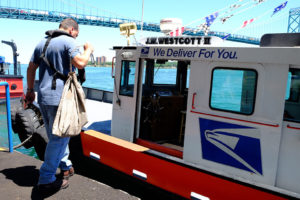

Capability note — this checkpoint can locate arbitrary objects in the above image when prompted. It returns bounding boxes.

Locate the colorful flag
[169,27,185,36]
[205,12,219,27]
[272,1,288,16]
[241,18,255,28]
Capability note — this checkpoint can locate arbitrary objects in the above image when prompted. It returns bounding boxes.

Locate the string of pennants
[167,0,289,39]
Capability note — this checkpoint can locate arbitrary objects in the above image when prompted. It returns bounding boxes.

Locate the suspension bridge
[0,0,297,45]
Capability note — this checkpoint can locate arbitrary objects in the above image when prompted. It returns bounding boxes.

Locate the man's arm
[72,42,94,69]
[25,61,39,103]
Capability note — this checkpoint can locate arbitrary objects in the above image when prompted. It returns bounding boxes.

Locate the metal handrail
[0,82,13,152]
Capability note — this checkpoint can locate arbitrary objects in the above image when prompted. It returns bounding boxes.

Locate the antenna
[141,0,144,38]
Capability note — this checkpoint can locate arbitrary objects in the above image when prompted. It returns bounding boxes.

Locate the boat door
[184,58,288,186]
[111,49,140,141]
[276,66,300,194]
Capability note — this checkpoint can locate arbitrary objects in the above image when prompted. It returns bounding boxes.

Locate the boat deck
[84,99,112,134]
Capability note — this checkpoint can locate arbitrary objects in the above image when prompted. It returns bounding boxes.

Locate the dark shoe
[60,167,74,179]
[38,179,69,192]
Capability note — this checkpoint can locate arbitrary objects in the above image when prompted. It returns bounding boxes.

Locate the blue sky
[0,0,298,63]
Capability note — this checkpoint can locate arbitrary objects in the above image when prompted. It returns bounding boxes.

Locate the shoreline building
[96,56,107,65]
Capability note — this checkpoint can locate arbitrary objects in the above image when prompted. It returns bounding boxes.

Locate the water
[0,103,37,157]
[82,66,114,91]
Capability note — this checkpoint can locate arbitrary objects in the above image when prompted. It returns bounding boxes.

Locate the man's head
[59,18,79,38]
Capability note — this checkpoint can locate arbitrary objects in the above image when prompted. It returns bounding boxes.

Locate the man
[26,18,94,191]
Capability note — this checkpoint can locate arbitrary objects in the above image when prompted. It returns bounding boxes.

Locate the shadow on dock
[0,135,185,200]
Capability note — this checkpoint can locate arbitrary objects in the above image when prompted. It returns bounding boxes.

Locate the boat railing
[0,82,13,153]
[33,80,113,103]
[83,87,113,103]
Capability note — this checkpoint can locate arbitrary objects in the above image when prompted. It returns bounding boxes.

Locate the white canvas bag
[52,71,88,137]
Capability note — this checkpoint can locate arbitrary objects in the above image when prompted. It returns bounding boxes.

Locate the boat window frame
[119,60,136,97]
[209,66,258,115]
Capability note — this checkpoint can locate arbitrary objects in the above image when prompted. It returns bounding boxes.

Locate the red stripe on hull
[287,124,300,130]
[81,132,288,200]
[136,138,183,159]
[190,110,279,127]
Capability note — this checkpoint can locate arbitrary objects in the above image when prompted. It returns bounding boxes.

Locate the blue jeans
[38,104,72,185]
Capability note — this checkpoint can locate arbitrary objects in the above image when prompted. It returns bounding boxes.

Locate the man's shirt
[31,35,80,106]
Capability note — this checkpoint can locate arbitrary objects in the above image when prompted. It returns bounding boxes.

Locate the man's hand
[72,42,94,69]
[26,62,38,104]
[83,42,94,53]
[25,89,35,104]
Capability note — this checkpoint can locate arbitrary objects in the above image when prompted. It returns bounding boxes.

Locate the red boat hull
[81,130,289,200]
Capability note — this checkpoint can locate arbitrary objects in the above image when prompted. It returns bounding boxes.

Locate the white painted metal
[132,169,147,180]
[160,18,182,34]
[184,60,288,186]
[190,192,210,200]
[111,42,300,197]
[138,46,300,65]
[111,49,140,142]
[90,152,100,160]
[276,65,300,194]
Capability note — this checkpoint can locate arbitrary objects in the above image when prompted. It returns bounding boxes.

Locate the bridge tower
[288,7,300,33]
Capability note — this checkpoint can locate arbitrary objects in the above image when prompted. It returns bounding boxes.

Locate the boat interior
[136,59,190,157]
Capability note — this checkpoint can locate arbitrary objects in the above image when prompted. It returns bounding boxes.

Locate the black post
[2,40,19,75]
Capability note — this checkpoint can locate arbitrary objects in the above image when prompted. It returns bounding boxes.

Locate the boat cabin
[82,33,300,199]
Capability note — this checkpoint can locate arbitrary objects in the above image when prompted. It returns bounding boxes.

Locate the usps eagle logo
[141,47,149,57]
[199,118,263,175]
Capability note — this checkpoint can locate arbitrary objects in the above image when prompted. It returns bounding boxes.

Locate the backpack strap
[39,30,73,90]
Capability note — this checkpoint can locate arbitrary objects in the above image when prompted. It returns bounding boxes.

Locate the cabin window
[153,60,177,85]
[284,68,300,122]
[210,68,257,115]
[119,60,136,96]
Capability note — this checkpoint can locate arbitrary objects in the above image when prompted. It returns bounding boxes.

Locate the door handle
[192,92,197,109]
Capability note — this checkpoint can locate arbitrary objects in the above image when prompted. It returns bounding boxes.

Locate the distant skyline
[0,0,298,63]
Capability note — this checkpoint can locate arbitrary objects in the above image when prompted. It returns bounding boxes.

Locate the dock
[0,150,139,200]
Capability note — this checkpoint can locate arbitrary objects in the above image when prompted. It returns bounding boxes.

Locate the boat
[79,33,300,200]
[9,29,300,199]
[0,40,23,101]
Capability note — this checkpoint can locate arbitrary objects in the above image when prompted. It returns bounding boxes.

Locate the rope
[183,0,256,28]
[13,134,33,149]
[0,134,34,151]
